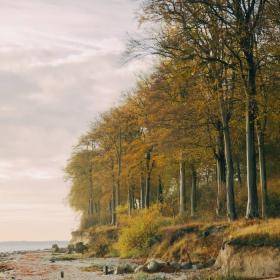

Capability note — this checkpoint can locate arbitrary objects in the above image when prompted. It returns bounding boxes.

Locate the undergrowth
[115,205,172,258]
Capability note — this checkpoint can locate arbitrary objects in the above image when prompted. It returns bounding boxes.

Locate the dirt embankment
[215,243,280,278]
[71,219,280,278]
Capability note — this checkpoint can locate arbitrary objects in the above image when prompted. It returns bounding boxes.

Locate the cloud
[0,0,151,241]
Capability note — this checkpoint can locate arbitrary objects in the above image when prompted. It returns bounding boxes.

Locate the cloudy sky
[0,0,150,241]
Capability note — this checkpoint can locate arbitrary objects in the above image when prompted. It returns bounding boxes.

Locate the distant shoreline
[0,240,68,253]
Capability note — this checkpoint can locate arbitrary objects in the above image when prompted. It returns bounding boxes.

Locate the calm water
[0,241,68,253]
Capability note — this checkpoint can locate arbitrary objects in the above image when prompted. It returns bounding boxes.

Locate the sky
[0,0,150,241]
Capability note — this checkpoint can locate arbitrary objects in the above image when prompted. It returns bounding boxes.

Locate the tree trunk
[223,121,237,220]
[157,175,164,204]
[145,149,154,208]
[236,157,242,188]
[116,128,122,207]
[243,52,259,219]
[88,152,94,224]
[191,165,197,217]
[245,95,259,218]
[140,173,145,208]
[179,160,187,215]
[131,185,136,209]
[219,97,237,221]
[108,200,112,223]
[257,130,268,218]
[216,126,226,216]
[145,173,151,208]
[111,160,117,225]
[128,186,132,216]
[216,159,222,216]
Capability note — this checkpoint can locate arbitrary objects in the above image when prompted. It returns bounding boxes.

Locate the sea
[0,241,68,253]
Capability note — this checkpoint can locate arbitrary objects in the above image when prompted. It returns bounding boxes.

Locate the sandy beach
[0,251,128,280]
[0,250,216,280]
[0,251,184,280]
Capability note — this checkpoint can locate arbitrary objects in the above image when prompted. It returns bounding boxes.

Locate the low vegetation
[131,273,167,280]
[71,210,280,265]
[228,219,280,247]
[115,206,170,257]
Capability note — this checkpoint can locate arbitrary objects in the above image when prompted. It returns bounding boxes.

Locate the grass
[80,265,103,272]
[150,222,227,263]
[149,218,280,263]
[228,219,280,246]
[127,272,167,280]
[205,277,243,280]
[50,253,82,262]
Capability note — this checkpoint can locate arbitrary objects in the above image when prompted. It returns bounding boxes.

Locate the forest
[65,0,280,231]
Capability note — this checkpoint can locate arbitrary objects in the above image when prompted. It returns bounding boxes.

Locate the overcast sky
[0,0,150,241]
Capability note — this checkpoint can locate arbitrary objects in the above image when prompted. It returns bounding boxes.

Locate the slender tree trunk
[216,159,222,216]
[145,149,154,208]
[157,175,164,204]
[131,185,136,209]
[219,97,237,221]
[257,129,268,218]
[128,186,132,216]
[191,165,197,217]
[244,55,259,218]
[116,128,122,207]
[216,127,226,216]
[223,122,237,220]
[179,160,187,215]
[145,173,151,208]
[236,157,242,188]
[140,172,145,208]
[245,95,259,218]
[88,149,94,224]
[108,200,112,224]
[111,160,116,225]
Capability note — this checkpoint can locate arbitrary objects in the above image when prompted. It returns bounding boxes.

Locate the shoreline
[0,250,211,280]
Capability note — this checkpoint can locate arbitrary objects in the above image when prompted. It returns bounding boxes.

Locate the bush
[52,244,60,253]
[75,242,88,253]
[86,225,118,257]
[115,205,170,257]
[67,244,75,254]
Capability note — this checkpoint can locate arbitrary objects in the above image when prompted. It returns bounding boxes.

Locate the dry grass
[150,218,280,262]
[228,218,280,246]
[81,225,119,257]
[150,222,227,263]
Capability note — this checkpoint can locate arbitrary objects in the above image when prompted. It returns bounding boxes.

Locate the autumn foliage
[65,0,280,236]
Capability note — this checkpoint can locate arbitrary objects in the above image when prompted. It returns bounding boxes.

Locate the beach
[0,251,179,280]
[0,251,128,280]
[0,250,217,280]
